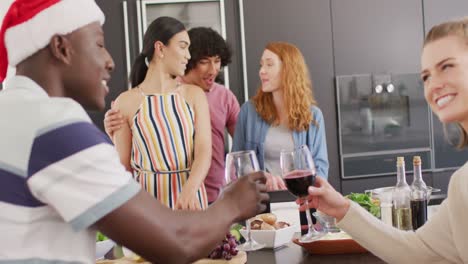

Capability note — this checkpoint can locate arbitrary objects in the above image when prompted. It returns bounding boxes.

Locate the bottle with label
[392,157,413,230]
[410,156,428,230]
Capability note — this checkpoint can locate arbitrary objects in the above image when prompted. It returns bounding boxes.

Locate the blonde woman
[301,17,468,263]
[232,42,329,191]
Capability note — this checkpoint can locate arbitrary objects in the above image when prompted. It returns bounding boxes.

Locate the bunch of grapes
[208,232,239,260]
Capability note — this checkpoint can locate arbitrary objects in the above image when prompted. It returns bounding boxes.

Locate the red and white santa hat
[0,0,105,82]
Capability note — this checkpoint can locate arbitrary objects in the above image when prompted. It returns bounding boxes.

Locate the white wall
[1,0,16,86]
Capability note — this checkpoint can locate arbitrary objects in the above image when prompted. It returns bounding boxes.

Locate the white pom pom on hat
[0,0,105,82]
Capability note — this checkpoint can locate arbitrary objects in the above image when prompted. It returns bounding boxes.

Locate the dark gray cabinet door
[331,0,424,75]
[332,0,426,192]
[92,0,139,133]
[242,0,340,190]
[423,0,468,28]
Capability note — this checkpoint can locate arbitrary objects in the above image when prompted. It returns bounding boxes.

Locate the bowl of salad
[96,232,115,260]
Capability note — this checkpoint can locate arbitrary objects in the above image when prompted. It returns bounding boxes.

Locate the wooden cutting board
[96,258,148,264]
[192,251,247,264]
[96,251,247,264]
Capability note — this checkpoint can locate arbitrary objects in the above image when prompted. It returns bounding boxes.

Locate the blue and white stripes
[0,76,140,264]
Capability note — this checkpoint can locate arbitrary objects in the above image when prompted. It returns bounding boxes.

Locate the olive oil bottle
[392,157,413,230]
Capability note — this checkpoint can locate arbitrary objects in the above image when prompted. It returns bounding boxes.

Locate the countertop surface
[100,243,384,264]
[245,242,384,264]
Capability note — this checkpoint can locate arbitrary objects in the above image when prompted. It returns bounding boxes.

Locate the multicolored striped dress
[130,89,208,209]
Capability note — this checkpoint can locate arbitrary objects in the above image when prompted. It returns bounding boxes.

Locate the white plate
[96,239,115,260]
[122,247,138,258]
[239,224,297,248]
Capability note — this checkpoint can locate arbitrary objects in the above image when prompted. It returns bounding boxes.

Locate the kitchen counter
[246,242,384,263]
[100,243,384,264]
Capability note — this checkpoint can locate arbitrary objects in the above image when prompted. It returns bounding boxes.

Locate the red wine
[284,173,315,197]
[410,199,428,230]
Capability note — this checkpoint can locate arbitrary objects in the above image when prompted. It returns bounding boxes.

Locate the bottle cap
[397,156,404,166]
[413,156,421,165]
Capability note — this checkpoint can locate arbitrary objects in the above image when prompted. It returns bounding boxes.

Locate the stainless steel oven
[336,73,432,178]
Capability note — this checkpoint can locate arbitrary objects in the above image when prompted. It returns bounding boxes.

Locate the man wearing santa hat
[0,0,268,263]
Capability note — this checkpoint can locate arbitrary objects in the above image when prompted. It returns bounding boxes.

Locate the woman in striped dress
[112,17,210,210]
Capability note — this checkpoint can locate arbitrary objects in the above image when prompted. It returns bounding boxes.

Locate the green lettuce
[345,192,381,218]
[96,231,108,242]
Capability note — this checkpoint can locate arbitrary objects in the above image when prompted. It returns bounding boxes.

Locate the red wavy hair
[252,42,317,131]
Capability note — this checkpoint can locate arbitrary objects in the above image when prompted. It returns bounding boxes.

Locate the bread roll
[260,222,275,230]
[257,213,277,225]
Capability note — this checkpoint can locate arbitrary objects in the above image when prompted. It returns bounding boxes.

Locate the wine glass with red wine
[225,150,265,251]
[280,145,325,243]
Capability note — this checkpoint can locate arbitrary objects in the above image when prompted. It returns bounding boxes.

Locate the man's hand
[104,101,125,139]
[296,176,350,221]
[220,171,269,222]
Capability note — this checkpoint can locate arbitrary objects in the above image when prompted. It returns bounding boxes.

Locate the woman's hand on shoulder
[104,101,125,139]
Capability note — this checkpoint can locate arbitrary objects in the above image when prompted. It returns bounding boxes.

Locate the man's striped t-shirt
[0,76,140,264]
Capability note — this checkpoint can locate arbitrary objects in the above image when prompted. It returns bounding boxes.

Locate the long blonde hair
[424,17,468,148]
[252,42,317,131]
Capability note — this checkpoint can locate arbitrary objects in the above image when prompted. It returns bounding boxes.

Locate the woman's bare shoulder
[179,83,204,94]
[114,88,143,115]
[178,84,206,104]
[115,88,140,103]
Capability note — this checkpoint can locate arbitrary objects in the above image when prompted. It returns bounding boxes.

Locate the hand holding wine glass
[225,150,266,251]
[280,145,325,243]
[296,176,351,222]
[220,171,269,222]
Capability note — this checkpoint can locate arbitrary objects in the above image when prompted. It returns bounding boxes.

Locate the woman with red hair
[232,42,329,190]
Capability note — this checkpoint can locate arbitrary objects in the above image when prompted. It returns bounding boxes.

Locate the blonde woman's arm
[176,86,212,210]
[301,175,459,264]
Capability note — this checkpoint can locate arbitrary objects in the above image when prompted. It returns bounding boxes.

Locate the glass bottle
[392,157,413,230]
[410,156,428,229]
[379,190,393,226]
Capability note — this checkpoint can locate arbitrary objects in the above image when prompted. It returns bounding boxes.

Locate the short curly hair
[185,27,232,74]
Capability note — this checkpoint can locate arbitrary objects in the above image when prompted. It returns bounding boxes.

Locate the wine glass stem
[246,219,252,243]
[304,199,315,233]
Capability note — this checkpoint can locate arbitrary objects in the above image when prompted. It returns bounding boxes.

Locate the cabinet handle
[136,0,143,53]
[238,0,249,102]
[122,1,131,89]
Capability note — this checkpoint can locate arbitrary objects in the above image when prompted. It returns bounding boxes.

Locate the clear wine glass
[280,145,325,243]
[225,150,265,251]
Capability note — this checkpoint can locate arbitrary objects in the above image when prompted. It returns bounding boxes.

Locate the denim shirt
[232,101,329,179]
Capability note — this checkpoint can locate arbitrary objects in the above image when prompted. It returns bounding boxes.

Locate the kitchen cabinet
[338,0,468,192]
[332,0,428,180]
[331,0,424,75]
[423,0,468,28]
[92,0,138,133]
